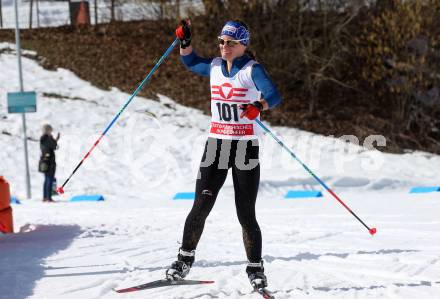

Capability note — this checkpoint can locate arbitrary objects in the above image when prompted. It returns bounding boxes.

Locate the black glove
[175,20,191,49]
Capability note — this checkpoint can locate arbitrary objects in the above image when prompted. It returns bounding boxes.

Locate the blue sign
[7,91,37,113]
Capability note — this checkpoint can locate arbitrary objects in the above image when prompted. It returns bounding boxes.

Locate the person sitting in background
[39,124,60,203]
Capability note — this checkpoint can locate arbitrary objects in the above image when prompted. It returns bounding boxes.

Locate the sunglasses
[217,37,247,47]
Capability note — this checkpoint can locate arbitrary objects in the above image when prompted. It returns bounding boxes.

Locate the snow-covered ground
[1,42,440,299]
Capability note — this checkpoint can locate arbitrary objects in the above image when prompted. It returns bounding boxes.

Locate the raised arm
[176,20,213,77]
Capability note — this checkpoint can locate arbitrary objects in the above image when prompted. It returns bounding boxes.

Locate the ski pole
[255,118,377,236]
[57,38,179,194]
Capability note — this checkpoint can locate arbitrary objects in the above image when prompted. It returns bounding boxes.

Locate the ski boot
[246,260,268,289]
[166,248,195,281]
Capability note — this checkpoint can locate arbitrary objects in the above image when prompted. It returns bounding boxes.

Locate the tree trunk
[159,0,164,20]
[110,0,116,22]
[176,0,180,19]
[94,0,98,25]
[29,0,34,29]
[201,0,224,16]
[36,0,40,27]
[0,0,3,28]
[308,85,318,116]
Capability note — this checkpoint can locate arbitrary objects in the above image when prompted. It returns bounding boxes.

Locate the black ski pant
[181,137,262,263]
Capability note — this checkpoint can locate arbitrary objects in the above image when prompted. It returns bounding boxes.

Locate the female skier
[166,20,282,289]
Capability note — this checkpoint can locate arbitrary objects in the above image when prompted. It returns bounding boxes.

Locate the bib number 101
[216,103,240,121]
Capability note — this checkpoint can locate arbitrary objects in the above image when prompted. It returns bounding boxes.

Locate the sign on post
[7,91,37,113]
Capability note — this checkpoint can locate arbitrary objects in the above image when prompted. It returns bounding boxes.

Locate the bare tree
[133,0,185,20]
[109,0,130,22]
[94,0,98,24]
[29,0,34,29]
[133,0,159,20]
[158,0,165,19]
[176,0,180,19]
[201,0,224,14]
[36,0,40,27]
[295,0,359,115]
[0,0,3,28]
[110,0,116,22]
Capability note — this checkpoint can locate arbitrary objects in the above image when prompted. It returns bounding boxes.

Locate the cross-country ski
[114,278,215,293]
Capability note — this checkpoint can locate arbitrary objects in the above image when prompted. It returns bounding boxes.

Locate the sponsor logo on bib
[212,83,247,100]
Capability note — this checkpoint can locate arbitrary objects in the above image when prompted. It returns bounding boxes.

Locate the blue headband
[220,21,250,46]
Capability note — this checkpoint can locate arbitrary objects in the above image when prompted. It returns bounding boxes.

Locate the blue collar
[221,55,252,77]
